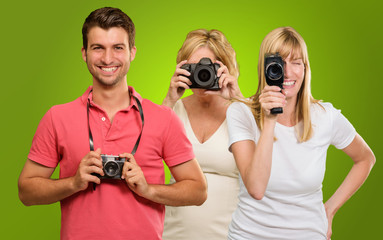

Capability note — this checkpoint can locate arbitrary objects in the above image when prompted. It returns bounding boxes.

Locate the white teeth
[283,81,295,86]
[101,67,117,72]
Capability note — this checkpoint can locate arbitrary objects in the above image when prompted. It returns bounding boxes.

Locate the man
[18,7,207,240]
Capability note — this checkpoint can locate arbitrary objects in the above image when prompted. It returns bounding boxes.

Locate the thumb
[95,148,102,154]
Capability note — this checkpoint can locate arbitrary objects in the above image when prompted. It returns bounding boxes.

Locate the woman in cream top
[162,29,242,239]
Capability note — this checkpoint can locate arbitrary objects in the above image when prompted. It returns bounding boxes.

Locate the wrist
[263,117,277,128]
[324,200,337,218]
[142,184,156,200]
[162,96,177,108]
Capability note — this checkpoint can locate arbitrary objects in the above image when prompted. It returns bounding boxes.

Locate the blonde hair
[177,29,239,78]
[250,26,320,142]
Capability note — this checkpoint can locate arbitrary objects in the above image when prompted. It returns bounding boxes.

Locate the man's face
[82,26,136,87]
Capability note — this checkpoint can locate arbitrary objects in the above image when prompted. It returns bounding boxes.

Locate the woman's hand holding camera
[73,148,104,191]
[205,60,242,100]
[259,85,286,119]
[121,153,151,199]
[162,60,192,108]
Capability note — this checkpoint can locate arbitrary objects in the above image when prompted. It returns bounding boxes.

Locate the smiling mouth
[283,81,295,86]
[99,66,118,72]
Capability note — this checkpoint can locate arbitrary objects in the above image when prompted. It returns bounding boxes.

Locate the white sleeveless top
[163,100,239,240]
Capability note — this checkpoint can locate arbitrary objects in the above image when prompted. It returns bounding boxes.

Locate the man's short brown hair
[82,7,135,50]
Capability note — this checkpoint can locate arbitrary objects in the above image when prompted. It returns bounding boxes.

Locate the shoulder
[141,98,177,120]
[228,101,253,116]
[311,101,341,119]
[48,97,85,119]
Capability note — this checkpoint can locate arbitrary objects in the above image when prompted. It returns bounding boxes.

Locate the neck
[92,81,131,120]
[277,96,297,126]
[191,94,228,109]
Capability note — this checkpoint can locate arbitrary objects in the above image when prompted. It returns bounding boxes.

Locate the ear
[130,46,137,62]
[81,47,87,62]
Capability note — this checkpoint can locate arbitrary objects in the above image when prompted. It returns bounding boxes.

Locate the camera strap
[87,89,145,155]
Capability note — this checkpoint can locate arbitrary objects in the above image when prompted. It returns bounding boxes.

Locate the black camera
[181,57,220,90]
[96,154,126,179]
[264,53,284,114]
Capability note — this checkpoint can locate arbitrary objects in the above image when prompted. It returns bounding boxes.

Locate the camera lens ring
[265,62,283,81]
[194,66,215,87]
[103,160,120,177]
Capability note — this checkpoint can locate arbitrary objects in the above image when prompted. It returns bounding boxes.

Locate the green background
[1,0,382,239]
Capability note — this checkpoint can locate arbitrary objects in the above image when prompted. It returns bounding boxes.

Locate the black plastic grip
[271,107,283,114]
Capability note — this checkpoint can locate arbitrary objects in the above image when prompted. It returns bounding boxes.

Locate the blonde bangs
[176,29,239,78]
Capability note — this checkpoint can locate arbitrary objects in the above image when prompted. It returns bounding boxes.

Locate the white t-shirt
[226,102,356,240]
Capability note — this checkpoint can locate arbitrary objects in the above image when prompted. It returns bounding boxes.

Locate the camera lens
[266,63,283,80]
[194,67,214,88]
[104,161,120,177]
[197,69,211,82]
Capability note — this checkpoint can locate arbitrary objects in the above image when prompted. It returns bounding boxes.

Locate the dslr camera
[96,154,126,179]
[264,52,284,114]
[181,57,220,90]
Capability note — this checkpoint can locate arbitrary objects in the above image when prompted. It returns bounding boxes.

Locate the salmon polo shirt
[28,86,195,240]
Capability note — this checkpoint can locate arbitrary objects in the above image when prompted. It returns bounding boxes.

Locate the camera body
[96,154,126,179]
[264,53,284,114]
[264,53,284,88]
[181,57,220,90]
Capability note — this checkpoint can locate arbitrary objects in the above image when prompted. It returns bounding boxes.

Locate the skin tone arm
[18,148,104,206]
[19,148,207,207]
[324,134,375,240]
[121,153,207,206]
[231,85,285,200]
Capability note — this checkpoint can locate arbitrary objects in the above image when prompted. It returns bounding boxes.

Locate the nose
[284,62,292,79]
[101,49,113,65]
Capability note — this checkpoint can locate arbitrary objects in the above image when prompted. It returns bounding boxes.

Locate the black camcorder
[181,57,220,90]
[264,53,284,114]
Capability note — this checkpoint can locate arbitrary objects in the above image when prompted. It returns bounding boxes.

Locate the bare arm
[18,149,104,206]
[162,60,191,108]
[231,85,285,200]
[122,154,207,206]
[324,134,375,239]
[231,119,276,200]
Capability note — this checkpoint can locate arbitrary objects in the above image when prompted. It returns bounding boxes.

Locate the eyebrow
[89,43,127,48]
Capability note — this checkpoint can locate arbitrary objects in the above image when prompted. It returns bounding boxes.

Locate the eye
[292,60,303,65]
[115,46,124,50]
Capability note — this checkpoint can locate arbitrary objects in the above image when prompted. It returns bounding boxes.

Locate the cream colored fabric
[163,100,239,240]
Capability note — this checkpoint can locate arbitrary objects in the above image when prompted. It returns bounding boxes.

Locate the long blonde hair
[251,27,320,142]
[177,29,239,78]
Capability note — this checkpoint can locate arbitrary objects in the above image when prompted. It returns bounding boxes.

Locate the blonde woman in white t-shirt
[226,26,375,240]
[162,29,243,239]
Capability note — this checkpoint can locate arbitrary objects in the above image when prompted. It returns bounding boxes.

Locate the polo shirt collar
[81,86,143,111]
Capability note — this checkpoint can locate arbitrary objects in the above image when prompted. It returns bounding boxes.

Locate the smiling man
[18,7,207,240]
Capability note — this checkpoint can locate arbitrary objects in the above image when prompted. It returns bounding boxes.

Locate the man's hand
[121,153,151,198]
[72,148,104,191]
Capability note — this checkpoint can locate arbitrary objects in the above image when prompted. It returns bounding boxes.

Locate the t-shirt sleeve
[329,105,356,149]
[162,109,195,167]
[226,102,257,152]
[28,108,59,168]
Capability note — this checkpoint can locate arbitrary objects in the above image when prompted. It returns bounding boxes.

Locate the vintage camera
[96,155,126,179]
[181,57,220,90]
[264,53,284,114]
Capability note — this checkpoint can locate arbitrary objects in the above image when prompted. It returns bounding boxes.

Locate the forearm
[18,176,78,206]
[145,179,207,206]
[162,95,177,109]
[325,158,375,216]
[244,120,276,199]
